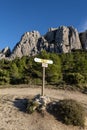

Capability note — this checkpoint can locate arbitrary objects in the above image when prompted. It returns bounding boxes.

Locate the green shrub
[57,99,85,127]
[63,73,85,84]
[26,100,39,114]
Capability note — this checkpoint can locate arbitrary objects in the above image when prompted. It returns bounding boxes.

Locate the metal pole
[42,67,45,96]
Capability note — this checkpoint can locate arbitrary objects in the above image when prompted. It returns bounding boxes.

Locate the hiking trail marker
[34,58,53,96]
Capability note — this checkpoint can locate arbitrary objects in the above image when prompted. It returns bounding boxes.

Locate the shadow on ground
[13,98,28,112]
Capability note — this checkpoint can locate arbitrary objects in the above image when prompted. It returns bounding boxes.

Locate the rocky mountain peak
[0,47,11,59]
[45,26,81,53]
[10,31,41,59]
[0,25,87,60]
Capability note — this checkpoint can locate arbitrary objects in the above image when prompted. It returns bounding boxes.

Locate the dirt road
[0,87,87,130]
[0,87,87,105]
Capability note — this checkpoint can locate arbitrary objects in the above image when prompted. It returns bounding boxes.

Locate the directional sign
[34,58,53,64]
[42,63,48,68]
[34,57,53,96]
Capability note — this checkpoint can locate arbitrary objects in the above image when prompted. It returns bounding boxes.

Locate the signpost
[34,57,53,96]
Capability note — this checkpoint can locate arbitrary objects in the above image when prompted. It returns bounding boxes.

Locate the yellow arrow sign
[34,58,53,64]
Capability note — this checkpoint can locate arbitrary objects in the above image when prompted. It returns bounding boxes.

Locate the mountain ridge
[0,26,87,60]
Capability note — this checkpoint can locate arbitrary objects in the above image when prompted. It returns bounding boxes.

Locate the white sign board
[42,63,48,67]
[34,58,53,64]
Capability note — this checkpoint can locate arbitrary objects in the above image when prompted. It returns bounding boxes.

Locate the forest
[0,50,87,90]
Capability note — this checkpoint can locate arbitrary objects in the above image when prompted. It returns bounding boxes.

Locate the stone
[45,26,82,53]
[2,46,11,57]
[9,26,82,59]
[0,25,85,60]
[27,95,51,113]
[37,36,49,52]
[10,31,41,59]
[0,53,5,59]
[0,47,11,59]
[79,30,87,50]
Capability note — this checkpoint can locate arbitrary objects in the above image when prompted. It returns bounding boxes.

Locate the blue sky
[0,0,87,50]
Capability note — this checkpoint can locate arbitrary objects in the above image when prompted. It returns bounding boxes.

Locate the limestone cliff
[10,31,40,59]
[45,26,82,53]
[0,26,87,60]
[79,30,87,49]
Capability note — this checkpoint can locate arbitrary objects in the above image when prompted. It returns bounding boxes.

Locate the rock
[0,26,85,60]
[0,53,5,59]
[2,46,11,57]
[45,28,57,43]
[27,95,51,114]
[39,96,51,106]
[10,31,41,59]
[34,95,51,106]
[0,47,11,59]
[37,36,49,52]
[45,26,82,53]
[79,30,87,50]
[10,26,82,59]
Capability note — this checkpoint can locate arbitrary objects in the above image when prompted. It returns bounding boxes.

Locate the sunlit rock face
[10,31,41,59]
[0,47,11,59]
[45,26,82,53]
[0,26,85,60]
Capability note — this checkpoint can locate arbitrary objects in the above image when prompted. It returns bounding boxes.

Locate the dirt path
[0,87,87,105]
[0,87,87,130]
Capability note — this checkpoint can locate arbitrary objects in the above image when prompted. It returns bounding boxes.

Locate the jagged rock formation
[79,30,87,49]
[10,31,40,59]
[10,26,82,59]
[0,25,87,60]
[44,26,82,53]
[0,47,11,59]
[37,36,49,52]
[2,47,11,57]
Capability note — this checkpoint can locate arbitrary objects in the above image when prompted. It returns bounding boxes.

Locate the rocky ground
[0,87,87,130]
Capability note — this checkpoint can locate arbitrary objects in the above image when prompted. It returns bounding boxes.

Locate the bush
[57,99,85,127]
[63,73,85,84]
[26,100,39,114]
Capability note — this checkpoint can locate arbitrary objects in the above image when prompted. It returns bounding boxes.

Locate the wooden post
[42,67,45,96]
[34,58,53,96]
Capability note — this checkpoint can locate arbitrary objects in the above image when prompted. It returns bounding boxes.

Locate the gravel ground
[0,87,87,130]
